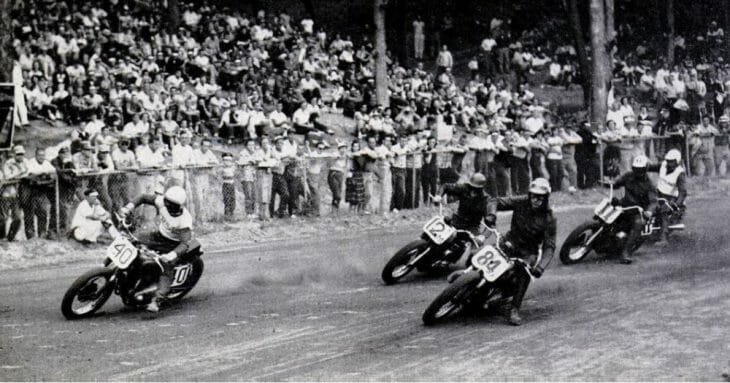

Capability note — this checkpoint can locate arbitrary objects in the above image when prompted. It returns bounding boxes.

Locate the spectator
[220,152,237,220]
[23,147,56,239]
[413,16,426,60]
[689,116,718,178]
[560,125,583,193]
[715,115,730,176]
[110,139,137,212]
[345,139,366,213]
[0,147,28,242]
[421,136,439,204]
[51,147,78,234]
[238,139,261,218]
[436,45,453,73]
[389,134,409,211]
[70,189,110,244]
[270,136,292,218]
[546,126,564,192]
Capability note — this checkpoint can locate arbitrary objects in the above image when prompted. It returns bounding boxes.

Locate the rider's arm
[537,215,557,272]
[613,173,628,188]
[122,194,157,211]
[441,183,465,197]
[676,172,688,206]
[493,195,529,211]
[170,228,193,256]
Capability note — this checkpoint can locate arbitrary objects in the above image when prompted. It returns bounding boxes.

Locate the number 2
[429,222,445,234]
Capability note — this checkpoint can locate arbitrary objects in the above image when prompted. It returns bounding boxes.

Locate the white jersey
[154,196,193,241]
[657,162,684,197]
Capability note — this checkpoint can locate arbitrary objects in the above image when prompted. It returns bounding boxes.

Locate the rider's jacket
[442,183,492,230]
[614,171,657,211]
[648,162,687,204]
[130,194,194,255]
[489,196,556,270]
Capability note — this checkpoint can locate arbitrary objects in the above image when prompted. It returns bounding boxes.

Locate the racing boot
[145,298,160,313]
[508,307,522,326]
[446,269,466,283]
[617,250,633,265]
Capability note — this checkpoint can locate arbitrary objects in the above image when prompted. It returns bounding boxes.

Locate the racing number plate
[471,246,512,282]
[106,236,138,269]
[170,264,193,287]
[423,217,456,245]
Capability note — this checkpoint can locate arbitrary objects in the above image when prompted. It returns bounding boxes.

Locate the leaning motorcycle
[61,215,204,320]
[422,227,538,326]
[559,194,685,265]
[381,195,484,285]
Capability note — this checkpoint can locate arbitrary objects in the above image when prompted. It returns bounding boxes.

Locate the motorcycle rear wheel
[165,258,205,303]
[422,271,482,326]
[61,267,115,320]
[559,220,601,265]
[381,239,431,285]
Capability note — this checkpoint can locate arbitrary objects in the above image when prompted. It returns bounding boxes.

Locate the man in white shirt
[24,147,57,239]
[71,189,110,244]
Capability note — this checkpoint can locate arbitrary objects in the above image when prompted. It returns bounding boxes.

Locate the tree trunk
[565,0,592,108]
[589,0,609,131]
[166,0,181,33]
[374,0,389,107]
[0,0,12,82]
[301,0,316,21]
[666,0,675,65]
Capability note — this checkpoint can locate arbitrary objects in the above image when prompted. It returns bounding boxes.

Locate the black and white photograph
[0,0,728,380]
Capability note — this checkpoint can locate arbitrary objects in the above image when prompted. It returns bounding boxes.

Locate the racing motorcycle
[559,191,685,265]
[381,195,484,285]
[61,214,204,319]
[422,227,538,326]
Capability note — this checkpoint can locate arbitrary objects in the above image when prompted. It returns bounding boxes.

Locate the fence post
[598,141,604,185]
[54,175,60,236]
[685,134,692,177]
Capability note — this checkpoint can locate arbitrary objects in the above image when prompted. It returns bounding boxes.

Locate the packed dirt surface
[0,198,728,381]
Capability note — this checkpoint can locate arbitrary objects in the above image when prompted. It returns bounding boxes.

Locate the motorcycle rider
[487,177,556,326]
[647,149,687,246]
[119,186,194,313]
[440,173,495,260]
[612,155,657,265]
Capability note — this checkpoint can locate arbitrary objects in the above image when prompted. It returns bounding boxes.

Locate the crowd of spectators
[2,0,730,244]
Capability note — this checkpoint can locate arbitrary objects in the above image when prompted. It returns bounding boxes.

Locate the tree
[564,0,592,108]
[589,0,611,131]
[666,0,675,65]
[166,0,181,33]
[0,0,12,82]
[374,0,389,107]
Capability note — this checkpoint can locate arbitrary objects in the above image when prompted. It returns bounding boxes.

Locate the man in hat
[1,146,29,241]
[70,189,110,244]
[51,147,78,234]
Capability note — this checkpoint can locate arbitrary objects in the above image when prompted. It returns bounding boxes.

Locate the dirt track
[0,199,728,381]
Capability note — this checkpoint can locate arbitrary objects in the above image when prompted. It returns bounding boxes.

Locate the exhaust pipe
[668,223,685,231]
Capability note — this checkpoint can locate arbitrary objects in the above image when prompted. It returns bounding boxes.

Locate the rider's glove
[643,210,653,220]
[484,214,497,228]
[119,203,135,217]
[531,266,544,279]
[161,251,178,263]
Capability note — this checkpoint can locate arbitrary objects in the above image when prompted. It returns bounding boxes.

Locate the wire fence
[1,138,726,242]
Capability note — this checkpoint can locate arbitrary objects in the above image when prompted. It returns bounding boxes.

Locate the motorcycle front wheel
[422,270,482,326]
[61,267,115,320]
[381,239,431,285]
[559,220,602,265]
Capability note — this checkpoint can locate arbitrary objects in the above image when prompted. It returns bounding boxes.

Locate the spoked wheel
[422,271,482,326]
[559,221,602,265]
[61,267,115,320]
[381,240,432,285]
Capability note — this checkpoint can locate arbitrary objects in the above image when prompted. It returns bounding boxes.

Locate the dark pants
[404,167,421,209]
[421,168,439,203]
[620,210,644,257]
[222,182,236,218]
[511,266,531,309]
[577,151,600,188]
[547,159,563,192]
[285,168,303,216]
[390,168,406,210]
[0,197,22,241]
[493,160,511,197]
[136,230,181,298]
[510,157,530,195]
[22,185,51,239]
[305,174,320,216]
[328,170,344,208]
[270,173,290,217]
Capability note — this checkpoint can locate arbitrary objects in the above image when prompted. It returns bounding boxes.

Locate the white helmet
[664,149,681,162]
[632,155,649,169]
[164,186,187,205]
[528,177,551,195]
